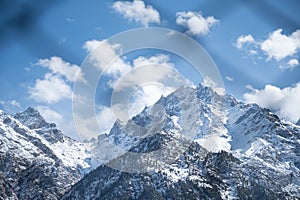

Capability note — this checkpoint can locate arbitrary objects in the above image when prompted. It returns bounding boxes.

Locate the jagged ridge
[64,85,300,199]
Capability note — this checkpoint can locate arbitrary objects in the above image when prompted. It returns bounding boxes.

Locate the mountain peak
[14,107,55,129]
[25,106,37,112]
[297,119,300,126]
[16,107,40,117]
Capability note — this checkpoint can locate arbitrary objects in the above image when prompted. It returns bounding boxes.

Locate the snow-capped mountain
[63,84,300,199]
[0,107,100,199]
[1,84,300,199]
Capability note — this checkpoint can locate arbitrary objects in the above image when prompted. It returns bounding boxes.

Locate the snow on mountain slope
[13,107,99,173]
[0,108,101,199]
[0,114,52,166]
[84,85,232,172]
[156,85,232,153]
[226,102,300,197]
[0,111,76,199]
[1,84,300,199]
[64,84,300,199]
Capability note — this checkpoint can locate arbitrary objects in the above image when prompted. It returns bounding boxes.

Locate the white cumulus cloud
[288,58,299,66]
[29,56,84,104]
[261,29,300,61]
[235,29,300,69]
[112,0,160,27]
[243,83,300,123]
[83,39,132,79]
[36,56,86,83]
[176,11,219,36]
[287,58,299,69]
[29,73,73,104]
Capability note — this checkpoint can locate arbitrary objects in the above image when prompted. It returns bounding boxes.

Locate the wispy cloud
[65,18,76,23]
[280,58,299,70]
[0,99,22,114]
[112,0,160,27]
[235,34,256,49]
[176,11,219,36]
[0,99,21,109]
[225,76,234,82]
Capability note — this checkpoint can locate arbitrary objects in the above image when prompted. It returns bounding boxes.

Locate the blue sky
[0,0,299,139]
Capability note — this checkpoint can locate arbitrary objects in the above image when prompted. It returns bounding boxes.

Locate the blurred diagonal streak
[1,0,298,65]
[0,0,79,61]
[244,0,300,30]
[0,0,59,41]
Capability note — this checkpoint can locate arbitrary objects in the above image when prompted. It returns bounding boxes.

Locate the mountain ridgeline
[1,84,300,199]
